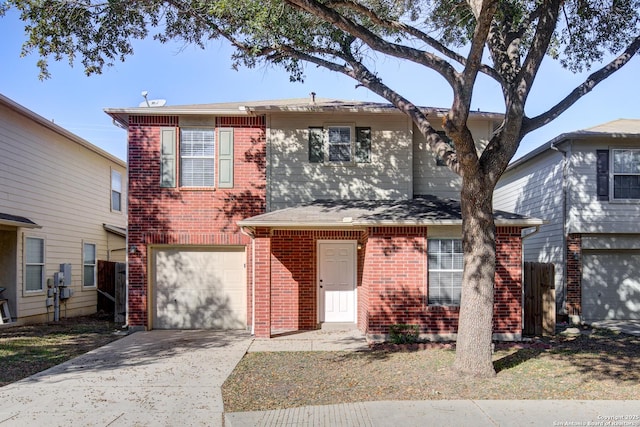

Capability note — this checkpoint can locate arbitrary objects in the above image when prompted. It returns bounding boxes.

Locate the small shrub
[389,324,420,344]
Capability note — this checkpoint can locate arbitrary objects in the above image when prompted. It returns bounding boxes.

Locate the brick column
[566,234,582,320]
[253,229,271,337]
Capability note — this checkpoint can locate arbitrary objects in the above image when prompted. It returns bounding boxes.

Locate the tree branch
[324,0,503,84]
[515,0,562,108]
[283,0,459,87]
[524,35,640,135]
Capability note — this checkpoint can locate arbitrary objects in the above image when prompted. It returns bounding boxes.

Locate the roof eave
[238,218,542,228]
[508,130,640,171]
[103,106,254,129]
[0,219,41,229]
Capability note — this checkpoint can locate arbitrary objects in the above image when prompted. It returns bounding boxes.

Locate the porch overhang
[103,223,127,237]
[0,213,41,229]
[238,196,545,230]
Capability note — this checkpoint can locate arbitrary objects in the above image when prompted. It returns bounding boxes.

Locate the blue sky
[1,7,639,162]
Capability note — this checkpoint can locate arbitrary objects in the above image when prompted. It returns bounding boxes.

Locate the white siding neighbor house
[0,93,126,325]
[494,119,640,323]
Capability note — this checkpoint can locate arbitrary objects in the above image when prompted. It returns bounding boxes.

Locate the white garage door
[153,247,246,329]
[582,251,640,321]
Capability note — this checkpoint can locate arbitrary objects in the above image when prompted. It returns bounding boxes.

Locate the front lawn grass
[223,328,640,411]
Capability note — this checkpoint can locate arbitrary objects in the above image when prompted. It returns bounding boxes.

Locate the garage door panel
[154,247,246,329]
[583,252,640,321]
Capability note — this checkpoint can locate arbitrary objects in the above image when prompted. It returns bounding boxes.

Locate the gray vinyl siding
[567,138,640,234]
[267,112,413,210]
[412,120,493,199]
[0,100,126,324]
[494,150,566,308]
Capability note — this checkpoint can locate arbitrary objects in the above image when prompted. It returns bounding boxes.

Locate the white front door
[318,241,356,323]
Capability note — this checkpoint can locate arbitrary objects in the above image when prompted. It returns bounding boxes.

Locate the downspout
[240,226,256,335]
[550,141,569,315]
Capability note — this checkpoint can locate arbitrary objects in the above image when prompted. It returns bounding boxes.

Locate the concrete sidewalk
[225,400,640,427]
[0,330,252,427]
[1,322,638,426]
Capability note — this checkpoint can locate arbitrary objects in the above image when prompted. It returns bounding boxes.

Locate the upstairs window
[180,129,215,187]
[111,170,122,212]
[597,149,640,201]
[161,127,234,189]
[428,239,463,306]
[328,126,352,162]
[612,149,640,199]
[309,126,371,164]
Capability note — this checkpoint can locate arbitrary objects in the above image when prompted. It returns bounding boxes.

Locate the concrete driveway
[0,330,252,427]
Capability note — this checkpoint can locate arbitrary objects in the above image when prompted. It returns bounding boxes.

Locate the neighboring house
[494,119,640,323]
[0,94,127,325]
[106,98,541,340]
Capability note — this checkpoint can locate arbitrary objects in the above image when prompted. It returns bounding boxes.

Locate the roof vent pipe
[310,92,316,104]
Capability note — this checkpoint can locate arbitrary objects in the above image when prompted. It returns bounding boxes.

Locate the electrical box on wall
[53,272,64,287]
[59,264,72,286]
[60,288,73,300]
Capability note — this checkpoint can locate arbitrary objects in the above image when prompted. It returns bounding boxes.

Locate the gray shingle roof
[238,196,543,228]
[0,212,41,228]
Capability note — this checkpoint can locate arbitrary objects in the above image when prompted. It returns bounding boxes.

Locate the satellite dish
[138,99,167,108]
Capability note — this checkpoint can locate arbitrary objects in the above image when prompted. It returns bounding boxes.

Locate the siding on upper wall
[567,138,640,234]
[494,149,566,307]
[412,119,495,199]
[0,101,126,324]
[267,112,413,210]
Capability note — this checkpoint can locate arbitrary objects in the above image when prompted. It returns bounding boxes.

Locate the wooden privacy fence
[523,262,555,336]
[97,261,126,323]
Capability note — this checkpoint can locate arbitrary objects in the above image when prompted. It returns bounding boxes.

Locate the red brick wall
[253,229,272,337]
[494,227,523,335]
[363,226,523,337]
[566,233,582,317]
[362,227,429,335]
[127,115,266,329]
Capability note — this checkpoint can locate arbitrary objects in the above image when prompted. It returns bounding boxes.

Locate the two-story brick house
[106,98,541,340]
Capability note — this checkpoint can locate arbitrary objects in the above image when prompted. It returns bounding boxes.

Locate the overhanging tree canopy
[3,0,638,377]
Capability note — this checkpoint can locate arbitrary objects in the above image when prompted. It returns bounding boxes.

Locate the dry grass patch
[223,329,639,412]
[0,314,123,387]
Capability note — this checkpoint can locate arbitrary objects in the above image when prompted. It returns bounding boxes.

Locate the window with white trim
[25,237,45,292]
[83,242,97,287]
[612,149,640,199]
[428,238,463,305]
[328,126,352,162]
[309,125,371,164]
[111,170,122,212]
[180,128,215,187]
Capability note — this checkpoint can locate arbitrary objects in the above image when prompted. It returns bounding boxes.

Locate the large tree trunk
[453,175,497,377]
